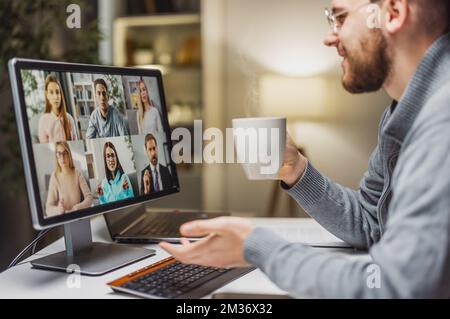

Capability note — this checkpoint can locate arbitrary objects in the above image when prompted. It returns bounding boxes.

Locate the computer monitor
[8,58,180,275]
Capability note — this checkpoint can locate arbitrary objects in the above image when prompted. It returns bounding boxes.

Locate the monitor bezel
[8,58,180,230]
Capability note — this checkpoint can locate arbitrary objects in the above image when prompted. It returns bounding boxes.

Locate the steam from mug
[232,117,286,180]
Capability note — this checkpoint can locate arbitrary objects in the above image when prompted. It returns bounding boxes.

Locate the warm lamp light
[259,75,328,121]
[136,64,168,75]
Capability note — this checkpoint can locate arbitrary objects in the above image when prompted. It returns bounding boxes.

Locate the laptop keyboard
[135,213,208,237]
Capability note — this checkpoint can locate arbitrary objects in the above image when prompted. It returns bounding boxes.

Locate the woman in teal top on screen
[97,141,134,204]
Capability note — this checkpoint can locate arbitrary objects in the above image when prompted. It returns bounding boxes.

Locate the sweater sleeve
[123,174,134,198]
[38,115,48,143]
[244,228,376,298]
[45,173,60,217]
[68,114,78,141]
[86,113,97,139]
[71,171,93,211]
[282,156,383,249]
[98,179,108,204]
[117,111,129,136]
[245,99,450,298]
[281,109,392,249]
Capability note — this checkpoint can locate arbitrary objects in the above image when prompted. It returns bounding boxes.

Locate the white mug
[232,117,286,180]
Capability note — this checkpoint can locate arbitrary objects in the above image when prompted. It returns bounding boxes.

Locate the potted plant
[0,0,101,271]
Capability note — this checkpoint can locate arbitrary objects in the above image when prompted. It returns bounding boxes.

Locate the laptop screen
[11,60,179,228]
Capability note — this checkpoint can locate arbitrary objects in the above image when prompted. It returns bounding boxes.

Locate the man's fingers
[159,239,220,267]
[180,238,191,246]
[286,131,294,143]
[159,241,180,255]
[159,241,201,264]
[180,218,229,237]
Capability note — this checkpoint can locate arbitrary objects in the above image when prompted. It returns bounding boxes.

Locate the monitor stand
[31,218,156,276]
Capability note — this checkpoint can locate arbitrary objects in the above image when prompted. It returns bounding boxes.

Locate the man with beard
[160,0,450,298]
[140,133,173,195]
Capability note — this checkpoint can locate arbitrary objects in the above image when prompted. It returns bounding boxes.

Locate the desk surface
[0,217,361,299]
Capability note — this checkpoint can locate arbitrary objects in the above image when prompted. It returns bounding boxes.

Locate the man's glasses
[325,0,379,33]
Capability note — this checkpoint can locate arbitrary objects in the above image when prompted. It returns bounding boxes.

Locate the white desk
[0,217,362,299]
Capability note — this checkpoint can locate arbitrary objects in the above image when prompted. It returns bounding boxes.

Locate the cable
[31,230,45,255]
[8,228,53,269]
[8,229,52,269]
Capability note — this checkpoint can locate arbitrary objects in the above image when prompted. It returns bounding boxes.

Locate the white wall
[202,0,391,216]
[201,0,227,210]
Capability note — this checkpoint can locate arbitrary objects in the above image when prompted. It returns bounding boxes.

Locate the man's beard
[342,29,392,94]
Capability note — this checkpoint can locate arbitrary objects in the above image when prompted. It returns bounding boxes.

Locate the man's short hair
[447,0,450,32]
[410,0,449,35]
[144,134,157,148]
[373,0,449,35]
[94,78,108,91]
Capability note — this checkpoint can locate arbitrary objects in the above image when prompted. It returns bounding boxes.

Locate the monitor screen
[9,59,179,229]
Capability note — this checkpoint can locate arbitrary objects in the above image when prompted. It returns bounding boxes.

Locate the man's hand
[278,133,308,187]
[159,217,255,268]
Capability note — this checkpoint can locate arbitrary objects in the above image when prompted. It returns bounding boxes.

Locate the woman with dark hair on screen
[46,142,93,217]
[136,79,163,135]
[38,74,78,143]
[97,142,134,204]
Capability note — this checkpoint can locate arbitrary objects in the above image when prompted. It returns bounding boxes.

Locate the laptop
[104,206,229,244]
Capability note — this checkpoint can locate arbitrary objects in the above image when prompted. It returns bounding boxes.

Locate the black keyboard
[108,257,255,299]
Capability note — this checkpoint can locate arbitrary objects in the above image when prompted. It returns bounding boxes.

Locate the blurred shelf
[115,14,200,28]
[133,63,201,76]
[170,122,197,128]
[113,11,203,129]
[113,14,201,70]
[112,11,204,210]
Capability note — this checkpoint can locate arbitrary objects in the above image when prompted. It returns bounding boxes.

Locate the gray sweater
[86,106,129,139]
[244,33,450,298]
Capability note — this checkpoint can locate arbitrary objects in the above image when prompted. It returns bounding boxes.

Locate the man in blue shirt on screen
[86,78,129,139]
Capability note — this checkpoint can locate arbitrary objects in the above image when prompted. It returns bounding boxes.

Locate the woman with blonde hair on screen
[38,74,78,143]
[136,79,163,135]
[46,142,93,217]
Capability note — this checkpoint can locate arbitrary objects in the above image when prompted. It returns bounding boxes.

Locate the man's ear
[384,0,409,34]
